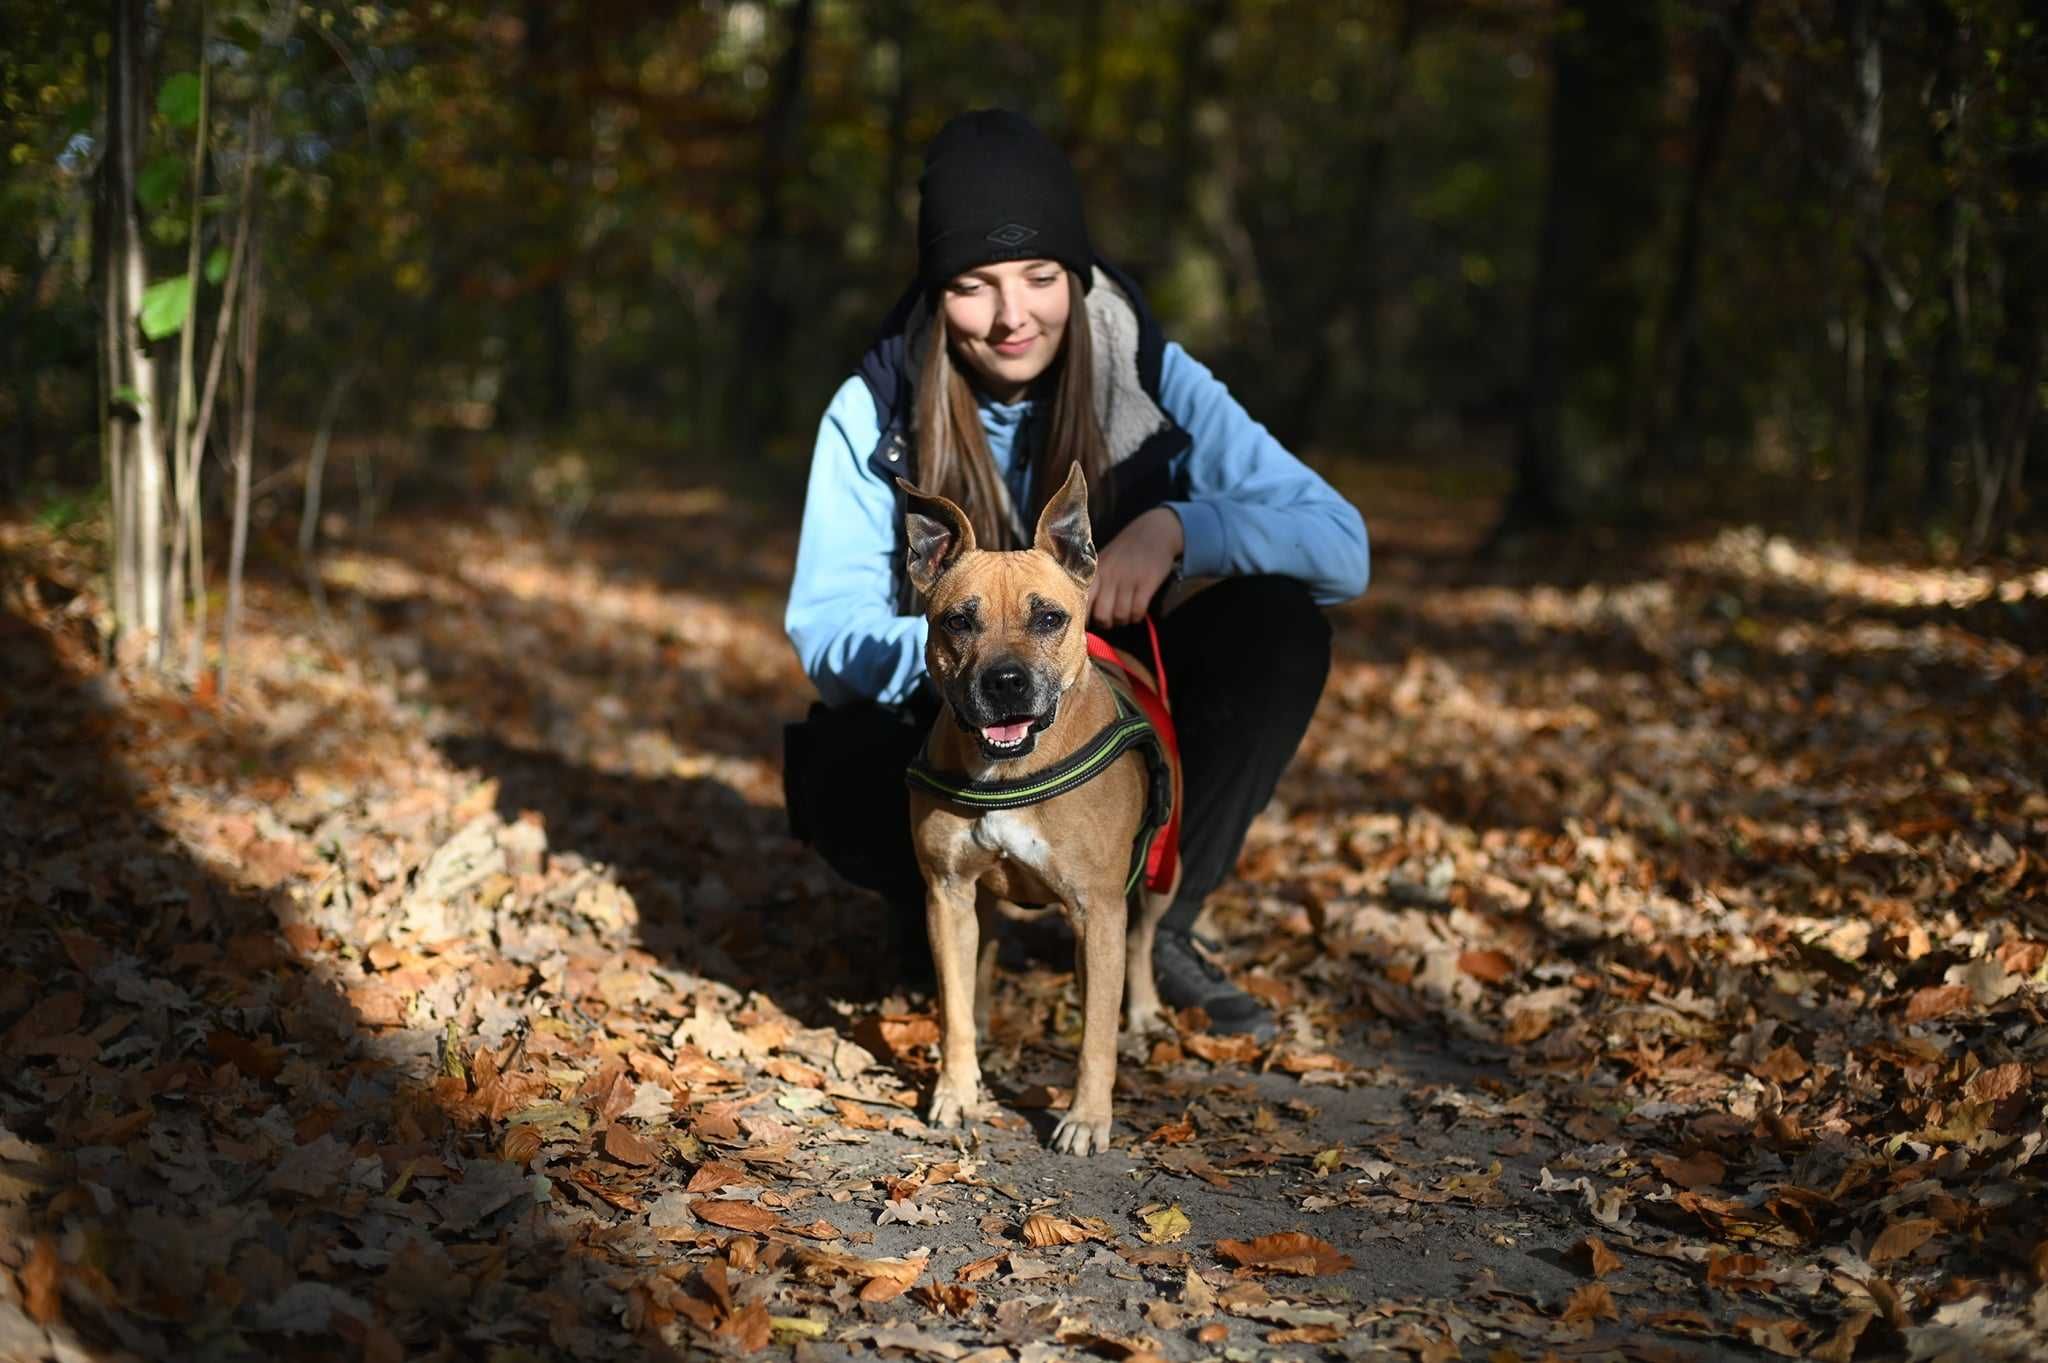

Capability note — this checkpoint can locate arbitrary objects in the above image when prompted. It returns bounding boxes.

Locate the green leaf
[205,245,231,286]
[157,72,202,128]
[137,154,185,211]
[112,385,148,410]
[138,275,192,342]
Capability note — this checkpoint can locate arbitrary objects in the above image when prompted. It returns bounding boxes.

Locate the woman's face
[940,259,1071,403]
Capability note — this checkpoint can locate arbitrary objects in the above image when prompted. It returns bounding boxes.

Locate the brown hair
[913,270,1113,550]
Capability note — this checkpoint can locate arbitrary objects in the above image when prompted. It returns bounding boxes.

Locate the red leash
[1086,618,1181,893]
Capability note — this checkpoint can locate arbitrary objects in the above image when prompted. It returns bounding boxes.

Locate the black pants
[781,576,1332,933]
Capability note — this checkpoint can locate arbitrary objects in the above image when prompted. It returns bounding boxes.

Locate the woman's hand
[1089,507,1184,629]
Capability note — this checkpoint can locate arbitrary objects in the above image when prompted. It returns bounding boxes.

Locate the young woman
[783,110,1367,1039]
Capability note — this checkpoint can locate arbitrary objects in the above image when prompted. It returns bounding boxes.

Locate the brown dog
[899,464,1180,1156]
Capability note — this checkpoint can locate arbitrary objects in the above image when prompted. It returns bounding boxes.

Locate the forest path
[3,469,2043,1361]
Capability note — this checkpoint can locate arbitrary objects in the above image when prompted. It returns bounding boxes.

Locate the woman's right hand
[1088,507,1184,629]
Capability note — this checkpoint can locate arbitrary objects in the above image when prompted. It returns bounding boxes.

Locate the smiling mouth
[991,335,1037,355]
[979,717,1037,750]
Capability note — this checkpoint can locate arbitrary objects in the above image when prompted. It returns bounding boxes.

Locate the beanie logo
[985,223,1039,248]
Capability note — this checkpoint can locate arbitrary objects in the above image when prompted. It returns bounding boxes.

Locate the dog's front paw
[927,1076,990,1130]
[1049,1108,1114,1156]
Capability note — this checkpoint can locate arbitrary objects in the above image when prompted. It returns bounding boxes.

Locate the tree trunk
[1843,0,1896,535]
[103,0,166,666]
[1921,0,1974,521]
[1500,0,1665,536]
[1970,121,2047,551]
[521,0,575,428]
[220,209,261,701]
[730,0,817,451]
[1639,0,1756,477]
[873,0,913,251]
[1283,0,1419,453]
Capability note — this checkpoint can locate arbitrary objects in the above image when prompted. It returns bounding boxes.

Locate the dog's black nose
[979,663,1031,708]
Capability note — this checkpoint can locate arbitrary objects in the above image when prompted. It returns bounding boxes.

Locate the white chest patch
[969,810,1055,876]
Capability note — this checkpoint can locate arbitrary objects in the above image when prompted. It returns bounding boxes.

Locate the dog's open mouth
[980,718,1036,750]
[967,706,1054,760]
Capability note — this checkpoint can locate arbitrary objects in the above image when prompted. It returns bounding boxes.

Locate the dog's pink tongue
[982,721,1031,745]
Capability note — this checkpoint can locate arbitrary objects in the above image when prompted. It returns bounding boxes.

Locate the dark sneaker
[1154,928,1276,1041]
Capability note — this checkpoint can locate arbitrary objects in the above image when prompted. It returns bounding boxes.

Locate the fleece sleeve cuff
[1161,499,1226,580]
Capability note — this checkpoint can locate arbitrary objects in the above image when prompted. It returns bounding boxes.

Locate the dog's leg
[1052,885,1125,1156]
[926,878,989,1129]
[1123,883,1174,1042]
[973,893,1002,1037]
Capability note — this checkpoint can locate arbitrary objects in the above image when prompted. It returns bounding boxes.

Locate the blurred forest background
[3,0,2046,667]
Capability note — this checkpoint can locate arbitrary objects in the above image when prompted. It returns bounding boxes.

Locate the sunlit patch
[1677,526,2048,610]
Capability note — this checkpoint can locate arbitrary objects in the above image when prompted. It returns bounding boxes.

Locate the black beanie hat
[917,109,1095,293]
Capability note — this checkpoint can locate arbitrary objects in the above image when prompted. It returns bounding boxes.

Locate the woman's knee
[1169,575,1331,689]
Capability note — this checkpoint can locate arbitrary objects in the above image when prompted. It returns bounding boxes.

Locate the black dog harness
[905,667,1174,897]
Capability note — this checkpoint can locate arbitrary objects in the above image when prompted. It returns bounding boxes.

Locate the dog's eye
[1031,608,1068,634]
[941,610,975,636]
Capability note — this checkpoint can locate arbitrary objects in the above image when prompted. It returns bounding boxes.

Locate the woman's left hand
[1089,507,1184,629]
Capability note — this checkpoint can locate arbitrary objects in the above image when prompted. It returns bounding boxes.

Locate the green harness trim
[906,676,1172,897]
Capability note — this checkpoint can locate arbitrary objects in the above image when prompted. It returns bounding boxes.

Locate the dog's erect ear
[1032,462,1096,586]
[898,478,976,598]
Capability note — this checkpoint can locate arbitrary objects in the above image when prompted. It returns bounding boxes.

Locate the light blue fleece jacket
[786,342,1369,706]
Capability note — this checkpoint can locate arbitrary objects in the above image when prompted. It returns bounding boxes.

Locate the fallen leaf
[879,1197,944,1227]
[913,1283,978,1316]
[1581,1237,1623,1278]
[956,1253,1005,1283]
[1268,1324,1343,1345]
[1965,1062,2028,1104]
[1651,1149,1726,1189]
[1213,1231,1353,1277]
[1458,949,1515,984]
[1021,1213,1087,1247]
[1140,1204,1191,1245]
[695,1200,783,1233]
[602,1123,659,1168]
[1867,1217,1941,1265]
[22,1236,61,1325]
[1559,1282,1618,1325]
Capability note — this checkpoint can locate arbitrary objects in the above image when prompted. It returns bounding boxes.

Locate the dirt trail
[3,478,2044,1361]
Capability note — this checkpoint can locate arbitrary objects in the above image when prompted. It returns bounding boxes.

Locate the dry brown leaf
[1966,1062,2028,1104]
[22,1237,61,1325]
[1651,1149,1726,1189]
[1021,1213,1087,1247]
[1867,1217,1941,1265]
[1706,1252,1773,1292]
[1268,1325,1343,1345]
[499,1124,542,1166]
[1457,949,1515,984]
[1213,1231,1353,1277]
[1905,984,1973,1023]
[860,1272,919,1304]
[602,1123,659,1167]
[913,1283,978,1316]
[694,1200,783,1233]
[831,1098,888,1130]
[723,1300,772,1353]
[957,1253,1005,1283]
[857,1013,940,1061]
[1559,1282,1619,1325]
[685,1160,752,1194]
[1195,1323,1228,1345]
[1182,1032,1264,1065]
[1752,1044,1810,1085]
[1144,1117,1197,1145]
[1581,1236,1623,1278]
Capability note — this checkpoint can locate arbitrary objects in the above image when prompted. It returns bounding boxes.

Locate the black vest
[853,259,1193,611]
